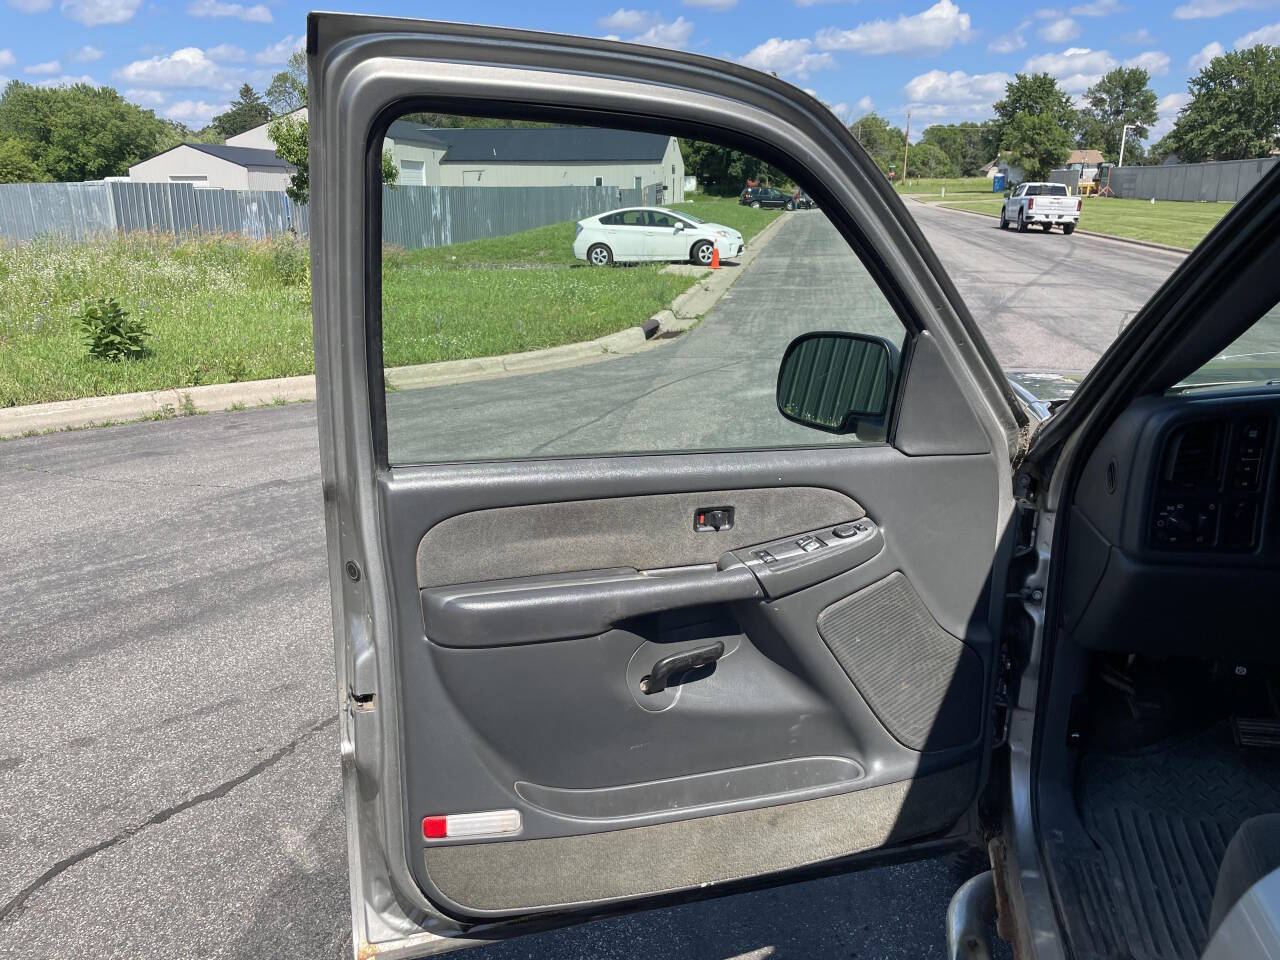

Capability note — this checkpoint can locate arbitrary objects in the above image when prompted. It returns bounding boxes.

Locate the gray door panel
[381,446,1000,918]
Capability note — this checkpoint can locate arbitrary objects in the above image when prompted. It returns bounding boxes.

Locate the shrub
[76,296,150,361]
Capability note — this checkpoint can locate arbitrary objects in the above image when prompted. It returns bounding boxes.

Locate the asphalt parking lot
[0,203,1185,959]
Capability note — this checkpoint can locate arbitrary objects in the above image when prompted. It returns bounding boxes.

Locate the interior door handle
[640,641,725,695]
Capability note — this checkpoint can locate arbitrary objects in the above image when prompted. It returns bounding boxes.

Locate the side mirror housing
[673,221,685,231]
[776,332,899,434]
[1003,190,1011,198]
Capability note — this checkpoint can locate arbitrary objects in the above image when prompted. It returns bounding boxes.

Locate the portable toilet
[992,173,1007,193]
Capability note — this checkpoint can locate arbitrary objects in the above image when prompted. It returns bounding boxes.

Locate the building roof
[183,143,294,168]
[225,107,307,146]
[1067,149,1105,164]
[385,122,672,164]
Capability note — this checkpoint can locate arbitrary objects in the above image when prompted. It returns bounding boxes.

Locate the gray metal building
[127,143,296,192]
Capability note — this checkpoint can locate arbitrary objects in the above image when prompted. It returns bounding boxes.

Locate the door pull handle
[640,641,725,695]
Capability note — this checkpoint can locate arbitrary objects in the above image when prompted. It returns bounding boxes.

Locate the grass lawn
[938,196,1231,249]
[1,205,743,406]
[894,177,994,199]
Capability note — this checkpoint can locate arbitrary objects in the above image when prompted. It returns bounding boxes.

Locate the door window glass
[377,112,908,464]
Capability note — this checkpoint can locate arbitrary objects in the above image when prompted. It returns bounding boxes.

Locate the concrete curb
[916,197,1191,256]
[0,212,791,440]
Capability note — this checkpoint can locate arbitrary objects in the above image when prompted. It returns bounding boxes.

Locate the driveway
[0,202,1183,958]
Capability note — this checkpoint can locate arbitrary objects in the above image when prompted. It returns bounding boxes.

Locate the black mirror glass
[776,332,897,434]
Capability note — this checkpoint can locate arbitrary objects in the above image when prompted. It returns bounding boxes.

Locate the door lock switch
[695,507,734,532]
[795,535,825,552]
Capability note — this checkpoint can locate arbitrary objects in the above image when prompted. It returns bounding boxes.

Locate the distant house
[981,155,1025,184]
[127,143,295,191]
[1065,148,1105,181]
[382,122,685,201]
[225,107,307,151]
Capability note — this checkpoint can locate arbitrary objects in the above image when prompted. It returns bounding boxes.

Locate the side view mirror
[673,221,685,231]
[776,332,899,434]
[1003,190,1011,198]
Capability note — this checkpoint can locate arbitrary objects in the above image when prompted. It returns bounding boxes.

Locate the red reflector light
[423,816,447,839]
[1077,199,1082,211]
[1028,198,1034,209]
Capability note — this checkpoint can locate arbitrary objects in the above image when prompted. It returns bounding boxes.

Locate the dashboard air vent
[1162,420,1225,489]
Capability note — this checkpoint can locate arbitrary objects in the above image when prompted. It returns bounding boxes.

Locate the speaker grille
[816,572,982,751]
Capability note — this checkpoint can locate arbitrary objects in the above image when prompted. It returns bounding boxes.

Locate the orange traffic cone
[710,246,720,270]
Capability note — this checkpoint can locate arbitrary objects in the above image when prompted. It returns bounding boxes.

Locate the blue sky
[1,0,1279,142]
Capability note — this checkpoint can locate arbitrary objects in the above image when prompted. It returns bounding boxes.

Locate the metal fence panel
[380,184,619,249]
[1102,157,1279,202]
[0,181,115,242]
[4,180,628,247]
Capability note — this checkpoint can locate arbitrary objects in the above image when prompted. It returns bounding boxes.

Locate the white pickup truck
[1000,181,1081,234]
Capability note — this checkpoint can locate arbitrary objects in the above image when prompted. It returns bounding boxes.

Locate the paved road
[907,200,1184,372]
[0,203,1180,959]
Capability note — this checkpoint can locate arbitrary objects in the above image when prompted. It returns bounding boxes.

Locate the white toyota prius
[572,206,746,267]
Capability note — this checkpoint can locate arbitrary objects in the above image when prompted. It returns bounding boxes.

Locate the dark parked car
[792,190,817,210]
[739,186,795,209]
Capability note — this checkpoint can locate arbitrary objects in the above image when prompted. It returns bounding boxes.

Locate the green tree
[1167,45,1280,162]
[920,122,986,175]
[991,73,1076,143]
[211,84,271,140]
[0,80,178,181]
[268,114,397,204]
[848,112,906,174]
[990,74,1075,180]
[1076,67,1158,160]
[0,137,48,182]
[265,50,307,116]
[679,139,789,194]
[1000,112,1074,180]
[904,142,954,178]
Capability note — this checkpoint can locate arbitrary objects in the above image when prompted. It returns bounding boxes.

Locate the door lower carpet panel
[423,761,977,912]
[1053,724,1280,960]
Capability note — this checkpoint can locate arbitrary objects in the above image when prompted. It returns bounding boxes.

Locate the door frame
[308,11,1027,954]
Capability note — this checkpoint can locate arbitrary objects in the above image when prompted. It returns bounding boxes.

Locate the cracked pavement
[0,204,1183,958]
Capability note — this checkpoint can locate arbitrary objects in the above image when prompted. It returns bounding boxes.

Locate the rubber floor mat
[1063,724,1280,960]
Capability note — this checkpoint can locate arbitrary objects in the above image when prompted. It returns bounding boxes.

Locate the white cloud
[1124,50,1169,75]
[35,73,94,87]
[904,68,1010,104]
[117,47,233,88]
[816,0,972,55]
[164,98,227,127]
[1069,0,1127,12]
[7,0,52,10]
[793,0,858,5]
[205,43,246,62]
[1236,21,1280,46]
[24,59,62,74]
[69,44,104,62]
[1120,28,1155,44]
[186,0,271,21]
[597,8,661,32]
[124,88,166,106]
[1150,91,1190,140]
[1024,46,1117,93]
[631,16,695,48]
[684,0,735,9]
[1038,17,1080,42]
[0,50,15,69]
[740,37,835,78]
[1189,40,1224,70]
[60,0,140,25]
[988,24,1027,53]
[253,34,303,65]
[857,94,873,110]
[828,101,850,120]
[1173,0,1269,18]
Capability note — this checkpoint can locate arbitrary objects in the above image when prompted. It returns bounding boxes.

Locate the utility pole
[902,110,911,181]
[1118,123,1137,167]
